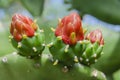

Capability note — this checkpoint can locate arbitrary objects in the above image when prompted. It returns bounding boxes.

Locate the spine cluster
[48,36,103,66]
[9,29,45,58]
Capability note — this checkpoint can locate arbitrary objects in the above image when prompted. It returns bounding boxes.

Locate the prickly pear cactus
[64,0,120,24]
[113,69,120,80]
[0,13,107,80]
[0,52,106,80]
[9,14,45,59]
[48,13,104,66]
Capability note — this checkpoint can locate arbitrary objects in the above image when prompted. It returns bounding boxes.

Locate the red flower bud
[86,29,104,45]
[10,14,37,42]
[55,13,84,45]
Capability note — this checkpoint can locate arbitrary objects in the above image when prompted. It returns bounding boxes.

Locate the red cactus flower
[10,14,37,42]
[86,29,104,45]
[55,12,84,45]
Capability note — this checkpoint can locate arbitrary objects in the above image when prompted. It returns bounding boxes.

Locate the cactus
[48,13,104,66]
[0,0,44,16]
[1,16,120,79]
[113,69,120,80]
[0,52,106,80]
[88,25,120,74]
[20,0,44,16]
[0,13,107,80]
[9,14,45,59]
[64,0,120,24]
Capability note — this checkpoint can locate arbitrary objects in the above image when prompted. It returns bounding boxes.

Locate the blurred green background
[0,0,120,80]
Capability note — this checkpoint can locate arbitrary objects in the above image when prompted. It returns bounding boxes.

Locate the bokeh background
[0,0,120,80]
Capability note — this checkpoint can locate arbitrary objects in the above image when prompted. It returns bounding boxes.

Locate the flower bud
[10,14,37,42]
[86,29,104,45]
[55,13,84,45]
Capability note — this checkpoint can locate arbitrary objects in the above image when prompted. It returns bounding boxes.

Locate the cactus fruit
[49,13,104,66]
[9,14,45,59]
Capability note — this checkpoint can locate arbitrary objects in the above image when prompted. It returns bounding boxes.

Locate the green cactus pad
[0,53,106,80]
[10,29,45,59]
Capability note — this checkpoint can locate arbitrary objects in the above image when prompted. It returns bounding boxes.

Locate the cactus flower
[55,13,84,45]
[86,29,104,45]
[10,14,45,58]
[10,14,37,42]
